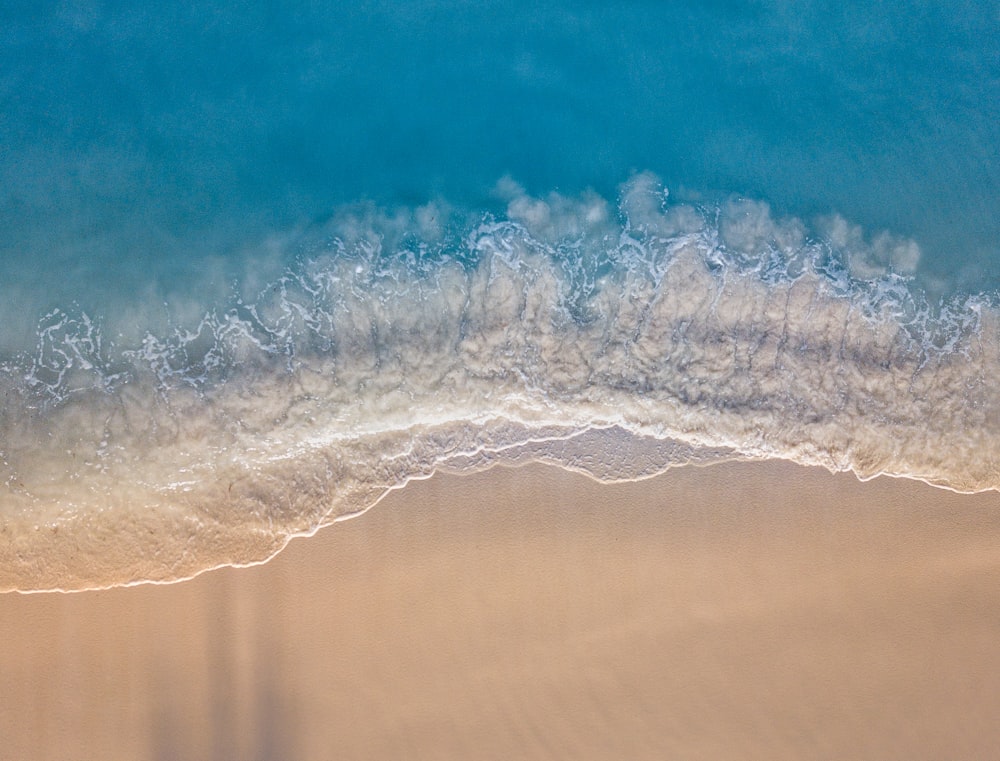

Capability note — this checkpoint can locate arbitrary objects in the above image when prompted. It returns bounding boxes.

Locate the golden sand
[3,460,1000,760]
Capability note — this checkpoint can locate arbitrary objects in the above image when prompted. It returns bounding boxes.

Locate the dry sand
[3,459,1000,760]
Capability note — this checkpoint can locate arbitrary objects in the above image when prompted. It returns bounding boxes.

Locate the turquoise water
[2,2,999,589]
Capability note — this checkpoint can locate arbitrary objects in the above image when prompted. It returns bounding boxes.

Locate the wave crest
[2,175,998,591]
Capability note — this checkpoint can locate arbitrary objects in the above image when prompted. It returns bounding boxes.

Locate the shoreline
[4,458,1000,759]
[7,449,997,596]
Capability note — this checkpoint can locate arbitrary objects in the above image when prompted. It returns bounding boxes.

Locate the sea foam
[2,175,997,591]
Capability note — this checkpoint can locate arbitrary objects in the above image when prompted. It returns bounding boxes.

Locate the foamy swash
[1,175,997,592]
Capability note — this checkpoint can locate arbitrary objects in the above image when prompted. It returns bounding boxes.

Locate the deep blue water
[2,0,997,322]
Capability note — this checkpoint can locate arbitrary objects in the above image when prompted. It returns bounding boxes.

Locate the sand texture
[3,460,1000,760]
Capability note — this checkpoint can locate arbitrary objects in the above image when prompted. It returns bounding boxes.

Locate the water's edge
[2,177,998,592]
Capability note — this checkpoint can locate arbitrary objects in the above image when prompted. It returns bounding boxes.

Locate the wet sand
[3,459,1000,760]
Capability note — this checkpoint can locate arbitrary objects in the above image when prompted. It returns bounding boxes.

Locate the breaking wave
[2,174,998,591]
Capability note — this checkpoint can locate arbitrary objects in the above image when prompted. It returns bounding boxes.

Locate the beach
[3,459,1000,760]
[2,3,998,759]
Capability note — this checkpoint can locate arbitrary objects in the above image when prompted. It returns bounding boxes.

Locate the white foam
[1,174,997,591]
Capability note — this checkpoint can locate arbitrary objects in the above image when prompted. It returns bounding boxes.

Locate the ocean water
[1,1,998,590]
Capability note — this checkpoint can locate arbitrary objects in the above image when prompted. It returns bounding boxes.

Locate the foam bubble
[1,175,997,591]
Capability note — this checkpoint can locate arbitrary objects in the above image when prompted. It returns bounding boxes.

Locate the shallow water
[1,1,997,590]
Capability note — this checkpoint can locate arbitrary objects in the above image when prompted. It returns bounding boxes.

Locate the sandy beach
[3,459,1000,760]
